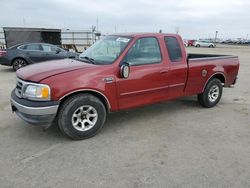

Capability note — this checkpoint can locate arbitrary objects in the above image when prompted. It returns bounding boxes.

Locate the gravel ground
[0,45,249,188]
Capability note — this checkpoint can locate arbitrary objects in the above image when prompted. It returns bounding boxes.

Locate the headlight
[23,84,51,101]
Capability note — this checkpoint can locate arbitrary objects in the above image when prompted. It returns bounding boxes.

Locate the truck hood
[16,59,95,82]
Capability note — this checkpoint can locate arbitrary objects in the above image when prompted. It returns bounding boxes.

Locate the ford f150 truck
[10,33,239,140]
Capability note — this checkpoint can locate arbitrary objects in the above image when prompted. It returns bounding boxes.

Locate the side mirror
[120,63,130,78]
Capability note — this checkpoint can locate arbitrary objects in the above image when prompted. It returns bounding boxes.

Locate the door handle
[160,70,168,74]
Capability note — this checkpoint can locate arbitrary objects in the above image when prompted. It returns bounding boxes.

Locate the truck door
[116,37,169,110]
[164,36,188,98]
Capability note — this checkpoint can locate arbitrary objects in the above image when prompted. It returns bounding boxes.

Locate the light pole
[214,31,218,43]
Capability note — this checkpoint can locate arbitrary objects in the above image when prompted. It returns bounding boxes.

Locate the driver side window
[123,37,162,66]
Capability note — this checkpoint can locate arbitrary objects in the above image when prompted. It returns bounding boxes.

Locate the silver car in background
[194,40,215,48]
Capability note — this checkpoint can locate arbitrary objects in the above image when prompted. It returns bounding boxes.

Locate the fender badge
[103,77,114,83]
[202,69,207,77]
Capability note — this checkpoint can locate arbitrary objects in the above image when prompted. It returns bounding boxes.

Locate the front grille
[15,78,25,98]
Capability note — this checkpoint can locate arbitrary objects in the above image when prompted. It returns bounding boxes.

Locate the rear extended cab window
[123,37,162,66]
[164,36,182,62]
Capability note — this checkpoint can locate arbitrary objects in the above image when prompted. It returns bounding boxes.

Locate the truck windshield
[79,36,131,64]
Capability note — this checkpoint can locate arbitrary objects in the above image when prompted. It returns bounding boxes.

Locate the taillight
[0,51,7,57]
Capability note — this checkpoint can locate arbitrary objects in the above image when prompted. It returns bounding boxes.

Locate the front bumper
[10,90,59,125]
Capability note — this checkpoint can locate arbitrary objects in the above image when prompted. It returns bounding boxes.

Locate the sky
[0,0,250,39]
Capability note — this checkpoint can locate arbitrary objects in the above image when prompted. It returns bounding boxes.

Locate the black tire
[12,58,27,71]
[198,78,223,108]
[196,44,200,47]
[57,93,106,140]
[209,45,214,48]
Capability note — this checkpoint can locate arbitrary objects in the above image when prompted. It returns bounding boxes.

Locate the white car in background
[194,40,215,48]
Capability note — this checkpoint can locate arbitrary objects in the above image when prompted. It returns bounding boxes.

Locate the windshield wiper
[80,56,96,64]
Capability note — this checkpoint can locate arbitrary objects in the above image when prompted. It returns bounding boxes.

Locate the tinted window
[25,44,41,51]
[19,45,25,50]
[164,37,182,62]
[124,37,161,66]
[41,45,58,52]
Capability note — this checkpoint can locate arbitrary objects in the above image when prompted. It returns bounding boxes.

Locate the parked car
[187,39,196,46]
[0,43,79,71]
[243,40,250,45]
[10,33,239,140]
[231,39,240,44]
[221,39,232,44]
[194,40,215,48]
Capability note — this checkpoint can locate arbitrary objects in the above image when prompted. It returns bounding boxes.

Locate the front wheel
[57,93,106,140]
[198,78,223,108]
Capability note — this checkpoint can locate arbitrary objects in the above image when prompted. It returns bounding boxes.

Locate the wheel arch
[59,90,111,112]
[202,72,226,92]
[11,57,28,65]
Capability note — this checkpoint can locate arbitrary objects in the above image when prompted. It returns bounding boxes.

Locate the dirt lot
[0,45,249,188]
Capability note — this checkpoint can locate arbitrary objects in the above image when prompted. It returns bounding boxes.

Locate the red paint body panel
[185,57,239,96]
[41,64,119,110]
[16,33,240,112]
[16,59,94,82]
[188,40,196,46]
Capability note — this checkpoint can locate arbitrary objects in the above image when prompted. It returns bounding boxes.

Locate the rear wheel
[12,58,27,71]
[196,44,200,47]
[57,93,106,140]
[198,78,223,108]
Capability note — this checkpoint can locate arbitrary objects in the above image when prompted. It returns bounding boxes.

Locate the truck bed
[185,53,239,96]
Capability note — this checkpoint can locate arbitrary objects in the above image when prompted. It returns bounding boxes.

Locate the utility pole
[214,31,218,43]
[175,27,180,34]
[96,18,99,31]
[22,18,26,27]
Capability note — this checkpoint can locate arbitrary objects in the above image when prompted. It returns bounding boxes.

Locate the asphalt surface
[0,45,249,188]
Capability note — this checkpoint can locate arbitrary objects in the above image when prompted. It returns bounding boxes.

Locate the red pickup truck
[11,33,239,139]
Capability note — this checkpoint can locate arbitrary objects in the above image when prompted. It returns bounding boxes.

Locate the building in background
[61,28,101,52]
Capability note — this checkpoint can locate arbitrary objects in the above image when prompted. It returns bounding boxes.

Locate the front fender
[40,67,119,111]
